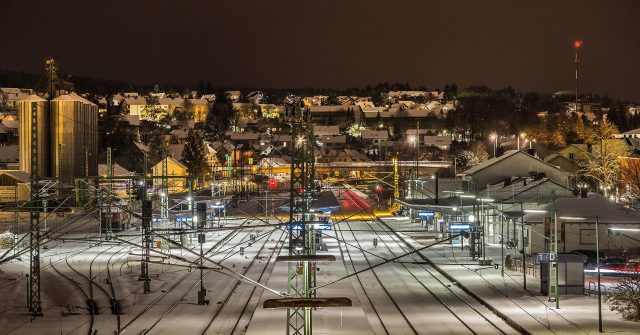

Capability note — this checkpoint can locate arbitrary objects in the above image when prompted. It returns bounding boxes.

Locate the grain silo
[17,94,50,177]
[50,93,98,181]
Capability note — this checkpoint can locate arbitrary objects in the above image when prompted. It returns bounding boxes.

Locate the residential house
[0,145,19,169]
[309,105,362,125]
[225,91,241,103]
[0,88,33,110]
[361,130,388,146]
[0,170,30,202]
[152,156,188,192]
[122,96,148,116]
[458,150,574,189]
[424,135,452,150]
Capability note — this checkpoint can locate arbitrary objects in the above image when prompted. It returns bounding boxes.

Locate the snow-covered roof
[19,94,46,102]
[133,141,149,153]
[123,96,147,106]
[524,194,640,224]
[0,170,29,182]
[361,130,388,140]
[52,93,97,106]
[314,125,341,136]
[98,163,133,177]
[0,145,19,162]
[1,116,18,129]
[228,132,259,140]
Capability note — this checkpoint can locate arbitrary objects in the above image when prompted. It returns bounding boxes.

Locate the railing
[586,281,608,297]
[512,259,541,278]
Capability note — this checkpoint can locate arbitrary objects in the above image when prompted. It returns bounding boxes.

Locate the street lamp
[490,133,497,157]
[518,132,526,150]
[560,215,602,333]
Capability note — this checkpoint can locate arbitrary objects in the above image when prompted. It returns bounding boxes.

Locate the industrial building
[50,93,99,181]
[17,94,49,176]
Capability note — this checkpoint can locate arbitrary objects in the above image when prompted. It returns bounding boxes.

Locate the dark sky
[2,0,639,100]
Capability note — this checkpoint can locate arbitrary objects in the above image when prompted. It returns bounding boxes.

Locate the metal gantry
[160,149,169,250]
[105,147,113,239]
[28,101,43,316]
[286,103,316,335]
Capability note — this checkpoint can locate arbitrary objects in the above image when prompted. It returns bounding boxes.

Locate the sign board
[537,252,558,263]
[314,223,332,231]
[449,223,471,231]
[418,211,435,218]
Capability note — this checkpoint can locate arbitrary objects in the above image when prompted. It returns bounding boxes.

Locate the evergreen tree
[182,130,208,181]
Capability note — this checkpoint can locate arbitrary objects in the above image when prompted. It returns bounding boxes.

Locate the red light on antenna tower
[573,40,583,49]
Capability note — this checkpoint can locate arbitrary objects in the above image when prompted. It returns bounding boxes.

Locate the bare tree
[606,274,640,321]
[620,158,640,202]
[581,120,628,197]
[455,141,488,169]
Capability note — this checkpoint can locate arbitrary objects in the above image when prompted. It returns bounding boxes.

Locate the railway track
[335,220,417,335]
[200,229,286,335]
[361,219,515,335]
[117,219,258,334]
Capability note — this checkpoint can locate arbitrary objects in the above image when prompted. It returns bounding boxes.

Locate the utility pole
[264,100,351,334]
[196,202,207,305]
[415,120,420,193]
[160,147,169,250]
[106,147,113,240]
[574,40,583,115]
[285,102,317,335]
[140,198,151,293]
[520,202,526,290]
[28,100,43,316]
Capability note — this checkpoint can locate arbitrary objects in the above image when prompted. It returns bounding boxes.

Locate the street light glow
[524,209,547,213]
[560,216,588,221]
[608,227,640,232]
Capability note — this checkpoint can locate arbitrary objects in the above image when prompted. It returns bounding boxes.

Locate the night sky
[2,0,639,100]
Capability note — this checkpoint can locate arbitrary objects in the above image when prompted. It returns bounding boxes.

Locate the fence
[512,259,541,279]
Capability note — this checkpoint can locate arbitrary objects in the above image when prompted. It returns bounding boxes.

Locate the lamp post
[574,40,583,115]
[518,133,526,150]
[490,133,497,157]
[560,215,602,333]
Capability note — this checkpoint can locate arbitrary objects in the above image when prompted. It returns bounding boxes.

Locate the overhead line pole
[28,99,43,316]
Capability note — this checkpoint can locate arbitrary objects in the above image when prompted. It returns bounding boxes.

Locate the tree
[147,131,167,166]
[182,130,208,182]
[620,158,640,203]
[581,120,628,197]
[606,274,640,321]
[174,98,194,126]
[455,141,488,169]
[204,98,233,142]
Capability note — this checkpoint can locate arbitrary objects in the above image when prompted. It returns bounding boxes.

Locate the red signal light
[574,40,583,49]
[268,179,277,190]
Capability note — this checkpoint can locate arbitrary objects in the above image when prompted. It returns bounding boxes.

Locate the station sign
[537,252,558,263]
[288,221,332,231]
[449,222,471,231]
[418,211,435,218]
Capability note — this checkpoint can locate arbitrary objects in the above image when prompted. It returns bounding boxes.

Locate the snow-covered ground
[2,212,639,334]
